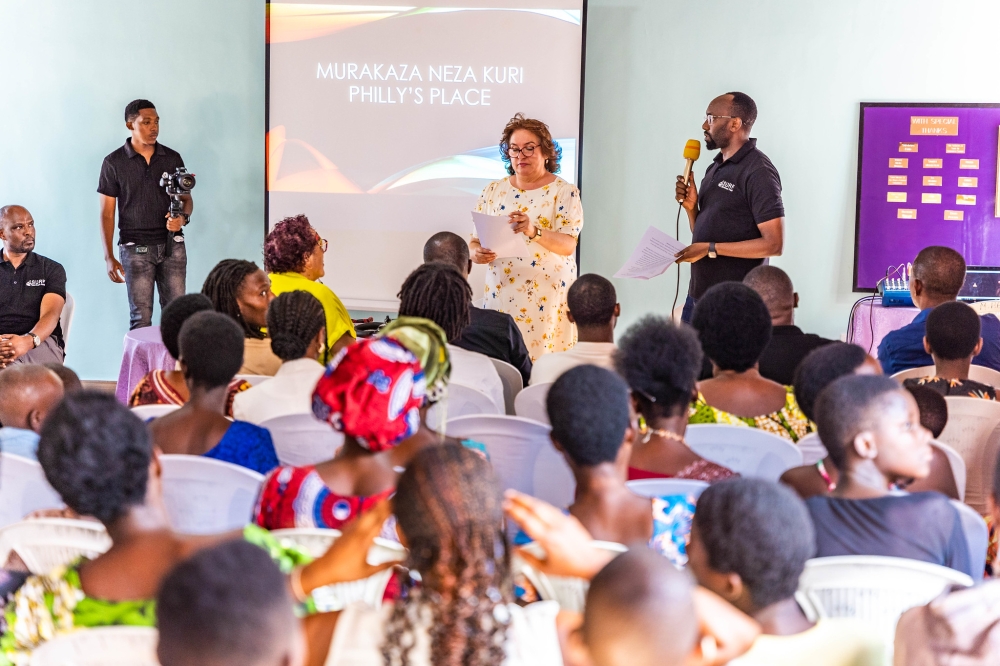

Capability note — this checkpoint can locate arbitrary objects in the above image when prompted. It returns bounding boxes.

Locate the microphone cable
[671,202,684,322]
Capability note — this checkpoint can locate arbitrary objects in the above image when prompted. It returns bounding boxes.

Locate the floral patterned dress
[474,176,584,361]
[688,387,811,442]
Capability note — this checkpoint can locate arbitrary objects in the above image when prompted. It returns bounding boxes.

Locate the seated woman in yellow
[688,283,810,442]
[264,215,356,362]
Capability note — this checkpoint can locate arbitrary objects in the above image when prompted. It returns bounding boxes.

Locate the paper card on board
[613,226,688,280]
[471,212,530,259]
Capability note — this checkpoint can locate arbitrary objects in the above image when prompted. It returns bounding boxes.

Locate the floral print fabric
[688,387,811,442]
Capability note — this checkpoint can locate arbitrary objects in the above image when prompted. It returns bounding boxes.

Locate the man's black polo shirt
[757,325,835,386]
[690,138,784,298]
[98,140,185,245]
[454,307,533,384]
[0,250,66,349]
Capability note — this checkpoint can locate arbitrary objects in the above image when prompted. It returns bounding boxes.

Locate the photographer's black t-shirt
[98,140,185,245]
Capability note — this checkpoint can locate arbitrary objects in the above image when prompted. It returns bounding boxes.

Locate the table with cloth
[115,326,175,403]
[846,297,919,359]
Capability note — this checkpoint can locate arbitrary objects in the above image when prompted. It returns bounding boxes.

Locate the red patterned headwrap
[312,338,427,451]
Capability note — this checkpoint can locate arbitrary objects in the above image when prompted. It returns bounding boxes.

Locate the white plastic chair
[159,455,264,534]
[445,415,552,498]
[260,413,343,466]
[491,358,524,415]
[626,478,710,500]
[795,556,973,648]
[796,432,829,466]
[532,441,575,509]
[0,518,110,575]
[270,528,406,611]
[0,453,64,529]
[130,404,180,421]
[514,382,552,425]
[59,292,75,345]
[427,383,501,432]
[30,626,159,666]
[970,300,1000,316]
[930,440,967,502]
[684,424,803,481]
[235,374,272,386]
[892,364,1000,387]
[937,397,1000,513]
[515,541,627,612]
[950,500,988,577]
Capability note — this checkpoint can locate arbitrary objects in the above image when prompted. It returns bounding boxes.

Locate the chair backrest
[515,541,628,612]
[159,455,264,534]
[490,358,524,415]
[891,365,937,382]
[260,413,343,466]
[427,383,502,432]
[514,382,552,425]
[445,415,551,497]
[937,397,1000,513]
[930,440,967,502]
[950,499,988,578]
[970,300,1000,316]
[0,453,64,529]
[0,518,110,575]
[532,441,576,509]
[626,478,710,500]
[30,626,159,666]
[795,432,828,466]
[684,425,803,480]
[795,555,973,647]
[130,404,180,421]
[235,374,272,386]
[892,364,1000,387]
[59,292,75,344]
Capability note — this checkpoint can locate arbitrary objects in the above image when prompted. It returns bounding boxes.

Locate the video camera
[160,167,196,220]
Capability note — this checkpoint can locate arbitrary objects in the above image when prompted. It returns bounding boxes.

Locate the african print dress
[688,387,811,442]
[128,370,249,418]
[473,176,583,361]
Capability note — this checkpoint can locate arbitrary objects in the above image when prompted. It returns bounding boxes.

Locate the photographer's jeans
[120,241,187,330]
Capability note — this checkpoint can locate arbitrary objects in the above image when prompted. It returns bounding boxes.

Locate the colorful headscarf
[379,317,451,402]
[312,337,426,451]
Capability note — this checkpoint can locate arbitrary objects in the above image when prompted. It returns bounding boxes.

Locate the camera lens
[178,174,196,189]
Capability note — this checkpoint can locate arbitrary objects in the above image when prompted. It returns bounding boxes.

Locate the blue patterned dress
[204,421,280,475]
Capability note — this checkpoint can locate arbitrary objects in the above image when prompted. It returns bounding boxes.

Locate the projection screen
[266,0,586,310]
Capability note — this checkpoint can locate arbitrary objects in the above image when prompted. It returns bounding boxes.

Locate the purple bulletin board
[854,103,1000,290]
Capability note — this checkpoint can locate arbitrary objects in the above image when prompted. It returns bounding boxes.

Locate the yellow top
[729,619,887,666]
[268,272,356,363]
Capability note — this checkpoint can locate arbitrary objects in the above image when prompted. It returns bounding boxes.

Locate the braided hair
[266,291,325,361]
[202,259,265,339]
[397,262,471,343]
[384,445,511,666]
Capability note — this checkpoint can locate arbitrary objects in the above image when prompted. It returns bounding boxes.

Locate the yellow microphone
[682,139,701,185]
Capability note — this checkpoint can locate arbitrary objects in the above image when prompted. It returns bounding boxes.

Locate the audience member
[202,259,281,376]
[903,300,997,398]
[232,291,327,424]
[901,385,959,499]
[398,261,505,412]
[906,384,949,439]
[878,246,1000,375]
[530,274,620,385]
[0,365,64,459]
[43,362,82,393]
[149,311,279,475]
[548,365,695,566]
[128,293,249,416]
[688,478,886,665]
[743,265,834,385]
[264,215,355,362]
[0,205,67,367]
[423,231,532,384]
[690,282,810,441]
[807,374,972,576]
[614,315,735,482]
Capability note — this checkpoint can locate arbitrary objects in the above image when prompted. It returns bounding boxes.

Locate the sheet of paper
[613,225,688,280]
[471,211,530,259]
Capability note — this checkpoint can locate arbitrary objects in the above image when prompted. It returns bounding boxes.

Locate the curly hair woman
[470,113,583,361]
[323,444,562,666]
[264,214,355,362]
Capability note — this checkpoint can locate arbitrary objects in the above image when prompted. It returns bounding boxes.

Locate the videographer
[98,99,193,330]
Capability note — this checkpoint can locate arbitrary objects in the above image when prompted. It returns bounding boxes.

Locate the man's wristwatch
[27,333,40,348]
[708,242,718,259]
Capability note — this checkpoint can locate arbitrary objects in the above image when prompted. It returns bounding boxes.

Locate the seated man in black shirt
[743,265,833,385]
[422,232,532,384]
[0,206,67,367]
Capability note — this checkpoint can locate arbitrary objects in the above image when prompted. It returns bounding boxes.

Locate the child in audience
[689,282,810,441]
[688,478,886,665]
[149,311,279,475]
[614,315,736,482]
[903,300,998,398]
[0,365,63,459]
[806,374,972,576]
[900,385,958,499]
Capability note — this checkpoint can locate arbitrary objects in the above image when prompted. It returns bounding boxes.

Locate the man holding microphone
[674,92,785,323]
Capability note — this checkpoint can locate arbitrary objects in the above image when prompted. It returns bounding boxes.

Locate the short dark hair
[912,246,966,299]
[264,215,317,274]
[38,391,152,525]
[743,265,793,317]
[125,99,156,123]
[179,311,245,389]
[423,232,470,274]
[43,363,83,394]
[615,316,703,418]
[814,374,904,471]
[566,274,617,328]
[156,540,296,666]
[547,365,631,467]
[397,262,471,342]
[202,259,266,339]
[160,294,214,359]
[692,282,772,372]
[792,342,869,422]
[693,478,814,609]
[905,384,948,439]
[926,301,981,360]
[267,291,326,361]
[726,92,758,130]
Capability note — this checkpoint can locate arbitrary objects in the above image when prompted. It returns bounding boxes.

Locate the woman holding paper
[471,113,583,360]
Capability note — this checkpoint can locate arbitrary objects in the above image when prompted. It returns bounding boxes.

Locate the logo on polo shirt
[718,180,735,192]
[25,279,45,287]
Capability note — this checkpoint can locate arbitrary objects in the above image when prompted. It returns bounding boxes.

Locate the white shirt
[529,341,618,385]
[448,344,506,412]
[231,358,326,424]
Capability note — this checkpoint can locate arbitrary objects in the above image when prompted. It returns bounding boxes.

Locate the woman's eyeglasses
[507,144,539,158]
[318,238,329,252]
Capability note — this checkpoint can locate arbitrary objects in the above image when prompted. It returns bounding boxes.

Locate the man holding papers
[470,114,583,360]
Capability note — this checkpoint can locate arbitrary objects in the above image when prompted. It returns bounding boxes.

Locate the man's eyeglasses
[318,238,328,252]
[705,114,734,125]
[507,144,539,158]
